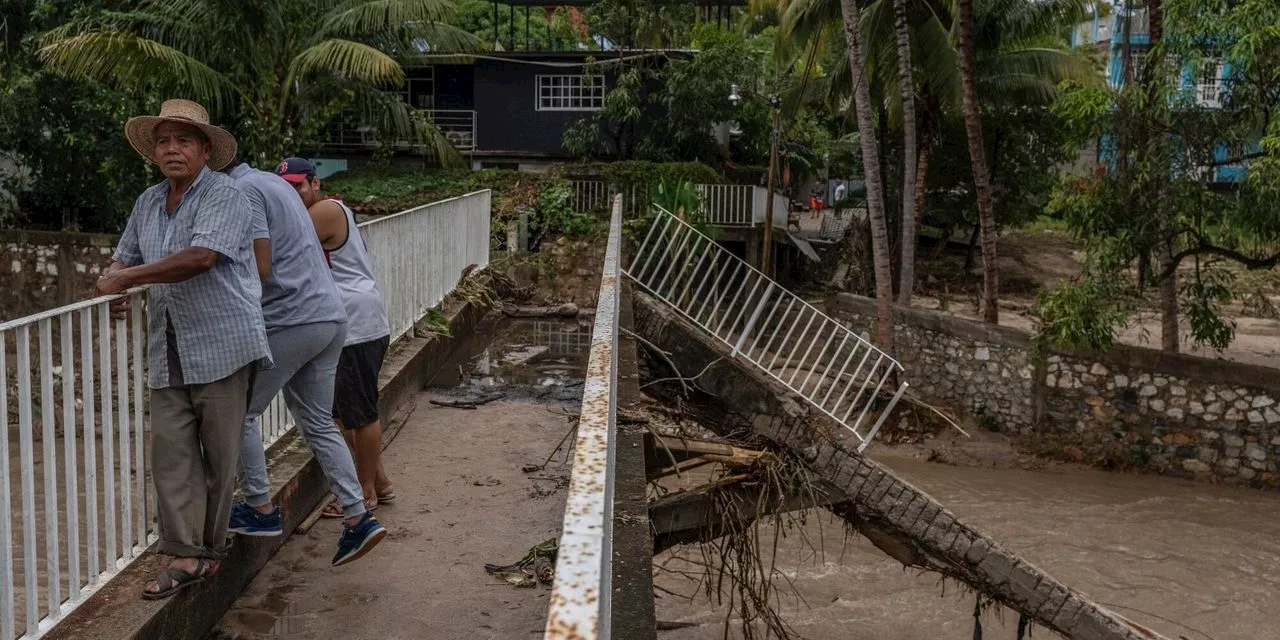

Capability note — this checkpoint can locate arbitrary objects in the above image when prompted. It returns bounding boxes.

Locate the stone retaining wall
[830,294,1280,489]
[0,229,118,321]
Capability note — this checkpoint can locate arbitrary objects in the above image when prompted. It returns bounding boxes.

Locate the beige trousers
[150,357,257,559]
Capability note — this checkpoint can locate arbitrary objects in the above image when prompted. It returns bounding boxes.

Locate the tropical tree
[779,0,1095,303]
[1042,0,1280,354]
[839,0,895,353]
[0,0,154,231]
[955,0,999,323]
[892,0,919,304]
[38,0,480,165]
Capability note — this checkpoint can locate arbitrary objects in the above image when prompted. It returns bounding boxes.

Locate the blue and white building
[1069,2,1252,184]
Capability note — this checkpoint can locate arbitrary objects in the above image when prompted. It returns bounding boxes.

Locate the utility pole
[761,94,780,277]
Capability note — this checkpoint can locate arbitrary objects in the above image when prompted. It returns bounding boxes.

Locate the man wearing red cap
[277,158,395,513]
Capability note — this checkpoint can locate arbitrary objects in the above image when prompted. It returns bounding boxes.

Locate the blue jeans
[236,321,366,519]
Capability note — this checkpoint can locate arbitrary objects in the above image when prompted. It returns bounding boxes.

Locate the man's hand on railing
[108,296,132,320]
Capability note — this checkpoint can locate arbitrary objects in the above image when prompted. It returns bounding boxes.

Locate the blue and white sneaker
[332,512,387,567]
[228,502,283,537]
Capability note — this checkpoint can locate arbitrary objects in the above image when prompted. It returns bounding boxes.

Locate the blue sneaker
[332,512,387,567]
[228,502,283,537]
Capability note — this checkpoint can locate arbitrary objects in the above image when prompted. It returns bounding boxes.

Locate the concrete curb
[44,295,490,640]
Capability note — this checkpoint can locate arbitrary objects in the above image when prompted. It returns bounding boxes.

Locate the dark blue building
[315,0,737,175]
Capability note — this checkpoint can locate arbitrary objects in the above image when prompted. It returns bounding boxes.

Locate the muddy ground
[817,223,1280,367]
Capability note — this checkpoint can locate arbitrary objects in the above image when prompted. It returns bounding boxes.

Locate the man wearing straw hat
[96,99,269,599]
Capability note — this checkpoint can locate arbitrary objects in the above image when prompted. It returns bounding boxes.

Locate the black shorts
[333,336,390,429]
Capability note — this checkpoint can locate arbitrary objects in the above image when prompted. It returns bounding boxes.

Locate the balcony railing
[322,109,477,152]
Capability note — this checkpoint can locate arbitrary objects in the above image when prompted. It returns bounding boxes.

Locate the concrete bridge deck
[212,390,575,640]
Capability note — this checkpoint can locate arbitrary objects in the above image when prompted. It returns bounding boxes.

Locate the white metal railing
[323,109,477,152]
[627,206,908,452]
[424,110,478,151]
[0,191,492,639]
[570,180,610,214]
[359,190,491,343]
[0,290,151,640]
[544,195,622,640]
[568,181,789,231]
[697,184,753,226]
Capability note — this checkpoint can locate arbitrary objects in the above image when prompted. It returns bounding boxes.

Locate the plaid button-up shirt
[114,166,271,389]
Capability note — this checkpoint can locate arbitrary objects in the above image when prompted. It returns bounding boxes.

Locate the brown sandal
[141,558,215,600]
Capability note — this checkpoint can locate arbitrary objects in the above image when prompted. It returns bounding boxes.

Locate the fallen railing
[544,194,623,640]
[626,205,908,452]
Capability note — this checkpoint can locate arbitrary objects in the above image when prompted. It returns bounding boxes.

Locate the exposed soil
[901,227,1280,367]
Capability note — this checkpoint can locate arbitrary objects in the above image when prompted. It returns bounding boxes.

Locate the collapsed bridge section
[626,207,1169,640]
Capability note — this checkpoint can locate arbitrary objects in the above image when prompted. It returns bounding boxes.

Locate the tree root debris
[484,538,559,589]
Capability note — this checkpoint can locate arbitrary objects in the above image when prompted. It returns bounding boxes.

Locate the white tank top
[325,200,391,345]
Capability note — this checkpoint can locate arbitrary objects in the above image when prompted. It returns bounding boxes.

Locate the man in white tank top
[277,158,395,513]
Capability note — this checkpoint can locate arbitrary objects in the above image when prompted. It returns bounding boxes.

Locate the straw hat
[124,99,237,171]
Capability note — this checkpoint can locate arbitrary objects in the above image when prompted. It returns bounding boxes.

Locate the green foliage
[1180,265,1236,351]
[36,0,480,164]
[1044,1,1280,352]
[0,0,155,231]
[1036,273,1134,352]
[562,65,645,159]
[586,0,701,50]
[453,0,585,50]
[535,181,595,237]
[597,161,722,189]
[562,26,775,164]
[651,180,699,216]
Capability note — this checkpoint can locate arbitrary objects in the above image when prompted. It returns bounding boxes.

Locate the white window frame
[1197,59,1224,108]
[536,75,605,112]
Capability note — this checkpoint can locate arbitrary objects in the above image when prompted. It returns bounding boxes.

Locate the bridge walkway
[212,387,575,640]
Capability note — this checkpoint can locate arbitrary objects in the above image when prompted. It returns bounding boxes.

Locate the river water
[653,452,1280,640]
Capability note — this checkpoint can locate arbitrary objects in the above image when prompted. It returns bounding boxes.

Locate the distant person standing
[276,158,395,513]
[834,182,847,206]
[97,99,269,599]
[223,159,386,567]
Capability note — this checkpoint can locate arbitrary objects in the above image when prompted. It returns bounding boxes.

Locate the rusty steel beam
[544,195,623,640]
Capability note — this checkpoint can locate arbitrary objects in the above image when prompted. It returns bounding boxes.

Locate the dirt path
[210,391,576,640]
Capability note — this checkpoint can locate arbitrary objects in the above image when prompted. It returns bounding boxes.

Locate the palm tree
[38,0,479,164]
[780,0,1096,309]
[839,0,896,354]
[892,0,919,304]
[955,0,999,323]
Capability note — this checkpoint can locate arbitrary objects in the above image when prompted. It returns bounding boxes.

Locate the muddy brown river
[654,453,1280,640]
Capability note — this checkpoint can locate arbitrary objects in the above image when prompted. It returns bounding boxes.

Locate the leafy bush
[651,180,700,217]
[536,181,596,237]
[599,161,722,189]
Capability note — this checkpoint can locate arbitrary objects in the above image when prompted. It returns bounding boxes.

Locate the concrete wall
[0,229,118,321]
[830,294,1280,489]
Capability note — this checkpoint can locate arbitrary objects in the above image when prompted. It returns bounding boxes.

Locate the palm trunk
[893,0,919,305]
[956,0,999,324]
[1159,240,1179,352]
[840,0,894,355]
